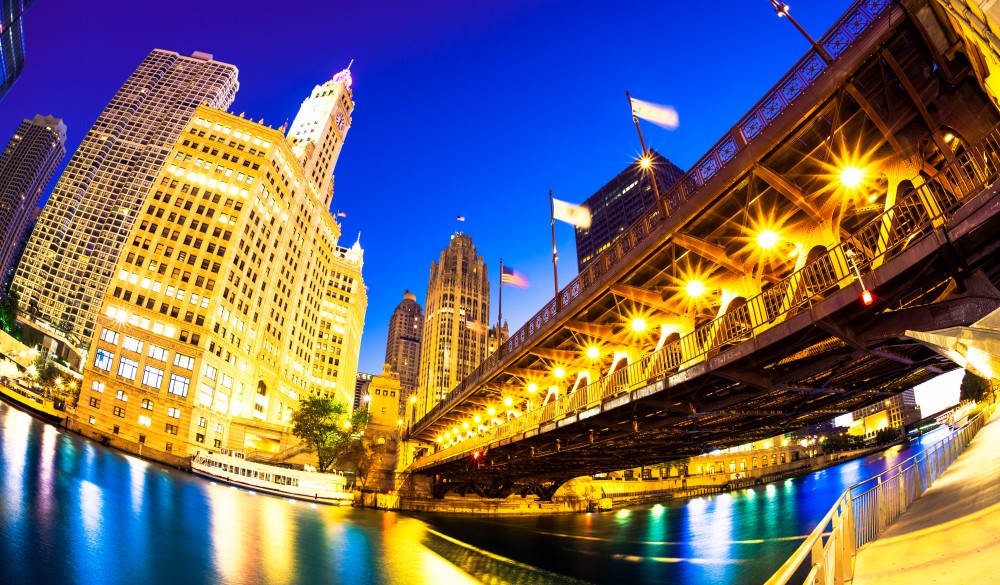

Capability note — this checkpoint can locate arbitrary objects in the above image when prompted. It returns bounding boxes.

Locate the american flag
[501,265,528,288]
[465,313,487,334]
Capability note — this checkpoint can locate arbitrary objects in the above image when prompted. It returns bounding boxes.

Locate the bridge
[401,0,1000,499]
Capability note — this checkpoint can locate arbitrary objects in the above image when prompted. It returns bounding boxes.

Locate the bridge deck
[852,411,1000,584]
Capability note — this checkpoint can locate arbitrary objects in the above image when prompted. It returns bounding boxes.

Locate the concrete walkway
[852,413,1000,584]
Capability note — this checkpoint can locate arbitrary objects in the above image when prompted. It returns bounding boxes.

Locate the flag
[456,215,465,222]
[336,211,347,218]
[630,96,679,130]
[501,265,528,288]
[552,198,592,229]
[465,313,487,334]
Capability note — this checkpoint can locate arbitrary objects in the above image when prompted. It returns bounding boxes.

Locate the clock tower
[287,63,355,206]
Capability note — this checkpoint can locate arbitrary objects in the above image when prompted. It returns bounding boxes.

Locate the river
[0,401,947,584]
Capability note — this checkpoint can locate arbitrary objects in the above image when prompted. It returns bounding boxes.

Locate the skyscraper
[574,150,684,270]
[0,0,36,100]
[13,49,239,351]
[384,290,423,397]
[287,66,354,206]
[415,233,489,418]
[0,114,66,295]
[72,66,365,460]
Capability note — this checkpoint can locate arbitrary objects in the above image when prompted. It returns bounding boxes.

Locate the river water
[0,401,946,584]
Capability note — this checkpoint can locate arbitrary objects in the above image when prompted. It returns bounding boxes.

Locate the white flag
[630,97,679,130]
[552,198,591,229]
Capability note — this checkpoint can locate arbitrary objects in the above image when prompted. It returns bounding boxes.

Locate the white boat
[191,448,353,505]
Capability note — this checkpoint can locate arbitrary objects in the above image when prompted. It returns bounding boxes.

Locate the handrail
[416,0,897,430]
[409,121,1000,470]
[766,404,993,585]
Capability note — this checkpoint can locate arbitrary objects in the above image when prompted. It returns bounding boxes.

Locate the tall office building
[384,290,423,396]
[73,66,364,459]
[312,236,367,405]
[575,150,684,270]
[0,114,66,295]
[13,49,239,351]
[0,0,36,100]
[415,234,489,418]
[354,371,374,411]
[287,66,353,206]
[849,389,922,437]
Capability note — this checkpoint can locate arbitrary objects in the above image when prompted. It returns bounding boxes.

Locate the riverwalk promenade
[852,413,1000,584]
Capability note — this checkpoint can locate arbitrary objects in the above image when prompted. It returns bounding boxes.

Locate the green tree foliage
[0,288,19,333]
[822,432,865,452]
[290,397,371,472]
[873,427,900,445]
[960,370,993,403]
[338,437,388,490]
[31,356,60,387]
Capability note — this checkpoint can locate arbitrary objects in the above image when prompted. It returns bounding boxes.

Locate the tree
[0,287,19,333]
[339,437,388,490]
[290,397,371,472]
[960,370,993,403]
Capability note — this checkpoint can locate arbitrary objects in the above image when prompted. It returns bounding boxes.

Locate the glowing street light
[840,165,864,188]
[756,229,779,250]
[586,346,600,359]
[527,383,538,393]
[685,280,706,298]
[631,318,647,333]
[487,407,496,416]
[553,367,566,379]
[639,155,652,170]
[504,396,513,407]
[474,415,482,423]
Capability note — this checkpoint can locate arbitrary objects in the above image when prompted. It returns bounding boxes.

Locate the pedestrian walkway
[852,413,1000,584]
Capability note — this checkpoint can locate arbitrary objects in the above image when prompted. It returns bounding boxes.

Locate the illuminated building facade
[312,236,366,405]
[415,234,489,418]
[848,388,921,438]
[574,150,684,270]
[384,290,423,397]
[0,114,66,295]
[73,65,365,458]
[13,50,239,351]
[0,0,35,100]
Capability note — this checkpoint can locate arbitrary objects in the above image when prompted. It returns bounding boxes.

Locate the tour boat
[0,380,68,424]
[191,448,354,505]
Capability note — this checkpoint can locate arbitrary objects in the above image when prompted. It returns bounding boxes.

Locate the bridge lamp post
[586,346,600,360]
[553,366,566,379]
[845,248,875,305]
[685,280,706,298]
[631,318,648,333]
[840,165,865,189]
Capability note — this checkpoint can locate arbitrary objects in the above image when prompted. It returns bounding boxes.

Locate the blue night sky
[1,0,855,375]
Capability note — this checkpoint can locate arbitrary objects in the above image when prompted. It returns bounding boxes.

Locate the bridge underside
[405,0,1000,495]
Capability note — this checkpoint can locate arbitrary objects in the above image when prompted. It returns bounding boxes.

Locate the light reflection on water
[0,402,951,585]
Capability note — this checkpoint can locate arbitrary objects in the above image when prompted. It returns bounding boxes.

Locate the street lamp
[840,165,864,189]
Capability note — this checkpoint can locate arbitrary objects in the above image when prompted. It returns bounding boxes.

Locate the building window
[165,424,178,435]
[215,423,224,433]
[147,344,168,361]
[91,381,105,393]
[141,399,153,411]
[88,416,95,425]
[117,357,139,381]
[167,407,181,419]
[213,439,222,448]
[122,336,143,353]
[197,417,207,428]
[173,352,195,370]
[203,364,217,381]
[165,442,173,452]
[115,390,128,402]
[142,366,164,389]
[168,374,190,397]
[113,406,125,418]
[99,328,120,345]
[138,415,152,427]
[94,349,114,371]
[89,397,100,408]
[196,433,205,443]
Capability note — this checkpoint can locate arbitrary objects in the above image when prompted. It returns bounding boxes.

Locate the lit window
[122,336,143,353]
[141,398,153,411]
[138,415,152,427]
[167,407,181,419]
[173,353,195,370]
[117,357,139,381]
[94,349,114,372]
[142,366,164,389]
[99,328,120,345]
[147,344,168,361]
[168,374,190,397]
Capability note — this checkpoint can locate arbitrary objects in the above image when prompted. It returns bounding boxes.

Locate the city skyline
[0,0,892,377]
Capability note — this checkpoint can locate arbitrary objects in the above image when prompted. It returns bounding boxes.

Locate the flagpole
[549,189,560,308]
[626,89,666,217]
[498,258,504,337]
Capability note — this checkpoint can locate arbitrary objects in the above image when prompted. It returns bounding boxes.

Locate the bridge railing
[410,122,1000,470]
[766,404,993,585]
[417,0,897,429]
